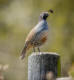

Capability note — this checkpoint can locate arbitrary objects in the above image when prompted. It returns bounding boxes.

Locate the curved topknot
[48,9,54,13]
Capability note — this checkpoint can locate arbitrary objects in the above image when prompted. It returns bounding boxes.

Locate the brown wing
[25,27,48,47]
[25,28,36,42]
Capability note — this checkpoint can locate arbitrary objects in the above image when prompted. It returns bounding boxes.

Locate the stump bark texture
[28,52,61,80]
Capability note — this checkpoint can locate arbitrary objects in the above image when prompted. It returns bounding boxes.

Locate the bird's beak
[47,9,53,17]
[47,13,49,17]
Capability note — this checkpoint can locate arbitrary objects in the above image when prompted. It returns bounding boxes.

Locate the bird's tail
[20,43,28,60]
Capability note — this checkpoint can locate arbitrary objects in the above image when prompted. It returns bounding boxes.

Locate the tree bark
[28,52,61,80]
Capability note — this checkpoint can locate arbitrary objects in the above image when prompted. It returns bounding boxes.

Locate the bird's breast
[34,20,48,33]
[25,20,49,47]
[33,29,48,46]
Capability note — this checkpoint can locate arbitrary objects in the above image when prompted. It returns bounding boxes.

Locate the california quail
[20,10,53,59]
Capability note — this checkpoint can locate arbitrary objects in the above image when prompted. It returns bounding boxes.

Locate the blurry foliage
[0,0,74,80]
[69,64,74,77]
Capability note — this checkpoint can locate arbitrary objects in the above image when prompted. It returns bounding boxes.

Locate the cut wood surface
[28,52,61,80]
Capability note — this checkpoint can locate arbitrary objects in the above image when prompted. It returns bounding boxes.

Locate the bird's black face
[40,12,49,20]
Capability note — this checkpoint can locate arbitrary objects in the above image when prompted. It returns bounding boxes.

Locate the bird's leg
[37,47,40,52]
[33,47,36,52]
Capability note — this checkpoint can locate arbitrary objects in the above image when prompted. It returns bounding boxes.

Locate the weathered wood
[28,52,61,80]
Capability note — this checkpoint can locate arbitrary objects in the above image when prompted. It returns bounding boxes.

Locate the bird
[20,9,53,59]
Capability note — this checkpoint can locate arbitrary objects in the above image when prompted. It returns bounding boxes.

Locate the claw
[38,47,40,52]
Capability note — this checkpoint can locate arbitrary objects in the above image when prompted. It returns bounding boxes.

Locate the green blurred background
[0,0,74,80]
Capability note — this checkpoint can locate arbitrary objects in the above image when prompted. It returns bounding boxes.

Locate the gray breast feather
[26,20,48,45]
[30,21,48,44]
[34,30,48,41]
[34,20,48,33]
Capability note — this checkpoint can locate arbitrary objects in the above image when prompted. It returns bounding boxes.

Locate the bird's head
[39,9,53,20]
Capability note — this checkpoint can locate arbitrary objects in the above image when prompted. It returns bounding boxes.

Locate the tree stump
[28,52,61,80]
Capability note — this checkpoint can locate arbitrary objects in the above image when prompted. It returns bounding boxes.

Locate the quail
[20,9,53,59]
